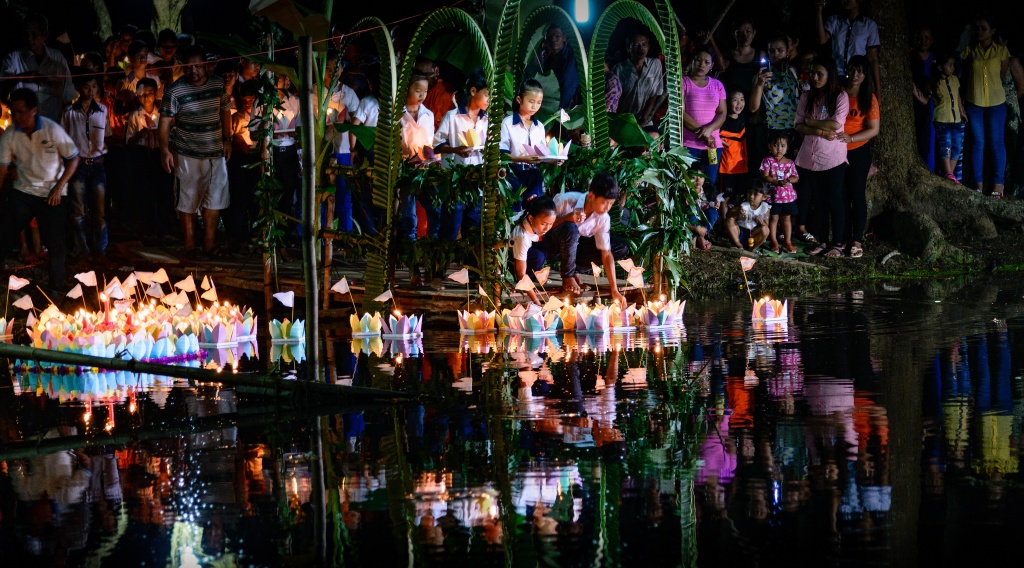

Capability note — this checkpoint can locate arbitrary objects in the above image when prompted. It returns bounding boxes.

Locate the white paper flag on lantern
[75,271,97,287]
[617,259,635,273]
[534,266,551,285]
[627,267,645,289]
[176,303,193,316]
[152,268,170,283]
[103,277,122,296]
[542,296,564,312]
[108,286,126,300]
[174,275,196,292]
[448,268,470,285]
[273,291,295,307]
[66,283,84,299]
[201,281,218,302]
[12,295,33,310]
[559,108,571,123]
[201,275,211,290]
[8,275,30,290]
[591,262,602,277]
[122,273,138,291]
[478,285,488,297]
[134,271,153,285]
[26,312,37,327]
[330,277,350,294]
[515,275,535,291]
[373,289,393,303]
[146,281,165,299]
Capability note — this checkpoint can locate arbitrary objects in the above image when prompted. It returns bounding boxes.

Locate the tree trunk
[90,0,112,41]
[870,0,1024,261]
[151,0,189,33]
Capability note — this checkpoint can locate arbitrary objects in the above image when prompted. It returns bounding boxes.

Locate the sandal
[800,232,818,244]
[824,246,843,258]
[769,243,781,254]
[849,245,863,258]
[783,243,798,254]
[809,244,827,256]
[991,192,1003,199]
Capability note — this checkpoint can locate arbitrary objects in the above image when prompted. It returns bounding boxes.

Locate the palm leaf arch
[513,6,592,134]
[335,17,400,310]
[653,0,685,148]
[588,0,673,153]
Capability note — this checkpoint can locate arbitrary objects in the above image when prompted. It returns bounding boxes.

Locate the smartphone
[760,57,769,71]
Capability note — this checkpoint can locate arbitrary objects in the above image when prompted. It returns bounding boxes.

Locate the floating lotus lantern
[0,318,13,342]
[457,309,498,334]
[460,334,496,354]
[642,297,686,329]
[608,302,640,332]
[381,310,424,338]
[502,304,561,335]
[751,296,788,323]
[574,304,609,334]
[349,312,384,337]
[269,318,305,344]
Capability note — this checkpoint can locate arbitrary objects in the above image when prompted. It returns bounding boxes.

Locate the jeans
[845,142,872,243]
[935,122,966,167]
[397,188,418,241]
[526,222,580,279]
[966,102,1007,186]
[69,161,108,256]
[687,146,723,186]
[797,163,847,247]
[0,190,67,287]
[688,206,719,235]
[509,165,544,211]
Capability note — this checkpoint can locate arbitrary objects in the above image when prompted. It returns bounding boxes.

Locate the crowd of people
[2,2,1021,297]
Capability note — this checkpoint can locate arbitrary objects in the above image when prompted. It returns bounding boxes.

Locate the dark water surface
[2,276,1023,567]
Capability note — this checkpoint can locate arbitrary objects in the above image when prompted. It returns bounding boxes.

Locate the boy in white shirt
[61,74,108,257]
[725,183,771,250]
[528,173,630,301]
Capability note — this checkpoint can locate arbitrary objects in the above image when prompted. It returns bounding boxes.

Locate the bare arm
[844,117,879,144]
[704,98,728,132]
[48,155,80,206]
[603,249,625,305]
[221,107,233,161]
[816,4,830,46]
[804,117,842,130]
[158,115,174,173]
[748,69,772,113]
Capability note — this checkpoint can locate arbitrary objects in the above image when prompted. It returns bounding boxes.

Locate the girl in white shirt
[499,79,548,209]
[510,196,557,304]
[433,69,489,236]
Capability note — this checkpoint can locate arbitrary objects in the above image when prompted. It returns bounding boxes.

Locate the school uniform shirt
[553,192,612,251]
[400,105,434,161]
[60,99,108,159]
[114,70,162,99]
[933,75,963,124]
[328,84,361,154]
[2,46,77,121]
[273,92,301,148]
[511,222,541,261]
[795,91,849,172]
[962,43,1009,107]
[719,114,747,175]
[737,201,771,231]
[434,105,488,167]
[0,115,80,197]
[845,94,879,151]
[499,113,546,157]
[124,107,161,148]
[823,14,880,75]
[353,96,379,127]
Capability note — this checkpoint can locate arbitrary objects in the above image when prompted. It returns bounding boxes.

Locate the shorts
[174,154,230,214]
[770,201,798,216]
[934,122,965,161]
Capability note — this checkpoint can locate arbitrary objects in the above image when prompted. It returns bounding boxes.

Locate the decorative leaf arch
[653,0,685,148]
[336,17,399,309]
[513,6,592,134]
[588,0,669,154]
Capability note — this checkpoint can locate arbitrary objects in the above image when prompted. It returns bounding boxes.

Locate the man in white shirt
[1,13,77,121]
[527,174,630,302]
[816,0,881,92]
[0,89,80,289]
[613,32,666,127]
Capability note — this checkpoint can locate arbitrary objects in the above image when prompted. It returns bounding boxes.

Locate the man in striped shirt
[159,45,233,259]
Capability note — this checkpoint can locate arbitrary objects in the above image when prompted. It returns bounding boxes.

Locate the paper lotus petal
[448,268,470,285]
[382,313,423,337]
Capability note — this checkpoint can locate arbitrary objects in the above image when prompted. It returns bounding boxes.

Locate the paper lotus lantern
[381,312,424,338]
[460,334,496,354]
[608,303,640,332]
[556,303,577,329]
[574,304,610,334]
[350,312,384,337]
[502,305,561,336]
[200,322,236,347]
[642,299,686,329]
[270,318,306,343]
[457,310,497,334]
[234,313,258,342]
[0,318,14,342]
[751,297,788,323]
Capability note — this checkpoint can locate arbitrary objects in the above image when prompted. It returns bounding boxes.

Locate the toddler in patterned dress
[760,131,800,253]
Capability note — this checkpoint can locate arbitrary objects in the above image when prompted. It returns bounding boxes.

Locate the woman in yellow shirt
[962,13,1009,197]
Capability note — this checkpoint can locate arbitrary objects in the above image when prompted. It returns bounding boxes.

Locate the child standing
[61,73,108,258]
[931,52,967,184]
[434,68,490,237]
[398,73,434,287]
[499,79,550,210]
[718,89,750,216]
[760,131,799,253]
[124,77,173,236]
[511,196,560,302]
[725,183,771,251]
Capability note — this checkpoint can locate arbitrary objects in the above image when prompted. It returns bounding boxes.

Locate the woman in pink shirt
[683,48,727,190]
[794,56,849,257]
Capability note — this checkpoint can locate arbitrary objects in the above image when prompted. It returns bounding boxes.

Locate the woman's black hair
[522,195,556,222]
[803,55,841,117]
[458,67,488,109]
[689,47,714,74]
[513,78,544,114]
[846,54,875,111]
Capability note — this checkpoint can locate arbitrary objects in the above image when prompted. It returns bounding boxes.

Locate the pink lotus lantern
[752,296,788,323]
[382,311,424,338]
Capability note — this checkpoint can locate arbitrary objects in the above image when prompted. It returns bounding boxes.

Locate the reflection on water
[2,278,1023,566]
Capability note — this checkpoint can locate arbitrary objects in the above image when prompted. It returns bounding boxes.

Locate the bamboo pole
[298,36,323,384]
[0,343,412,400]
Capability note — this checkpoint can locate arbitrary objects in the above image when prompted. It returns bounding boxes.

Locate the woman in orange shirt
[838,55,879,259]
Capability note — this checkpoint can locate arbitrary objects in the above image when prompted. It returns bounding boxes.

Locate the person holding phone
[710,18,768,94]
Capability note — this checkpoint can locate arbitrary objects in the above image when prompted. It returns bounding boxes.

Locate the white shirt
[115,70,162,98]
[553,192,611,251]
[737,201,771,230]
[2,47,77,121]
[434,106,488,167]
[511,222,541,261]
[328,84,361,154]
[124,107,161,148]
[824,15,881,75]
[400,105,434,160]
[60,99,107,158]
[354,96,379,127]
[0,115,80,197]
[499,113,546,157]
